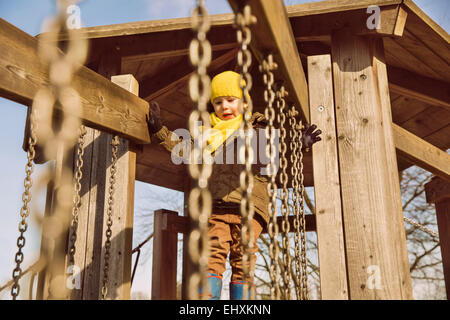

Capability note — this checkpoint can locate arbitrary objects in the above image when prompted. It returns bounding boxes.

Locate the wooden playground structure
[0,0,449,300]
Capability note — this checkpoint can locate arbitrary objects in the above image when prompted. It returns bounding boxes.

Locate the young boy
[147,70,321,300]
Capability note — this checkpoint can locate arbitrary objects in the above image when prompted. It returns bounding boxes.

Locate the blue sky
[0,0,448,300]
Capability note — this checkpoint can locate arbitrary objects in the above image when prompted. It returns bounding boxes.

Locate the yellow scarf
[203,112,243,154]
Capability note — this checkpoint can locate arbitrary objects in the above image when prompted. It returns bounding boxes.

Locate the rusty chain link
[68,125,87,268]
[297,119,308,299]
[235,4,257,300]
[187,0,212,300]
[288,106,302,299]
[11,0,87,300]
[11,109,37,300]
[276,86,292,300]
[259,54,280,300]
[101,135,120,300]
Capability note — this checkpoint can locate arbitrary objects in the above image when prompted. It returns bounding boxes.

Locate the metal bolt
[318,105,324,112]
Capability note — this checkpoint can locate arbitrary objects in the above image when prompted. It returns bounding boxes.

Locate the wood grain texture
[331,29,412,299]
[0,18,150,144]
[308,54,349,300]
[393,123,450,181]
[228,0,309,122]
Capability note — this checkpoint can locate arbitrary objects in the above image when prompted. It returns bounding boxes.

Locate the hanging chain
[12,0,87,300]
[235,4,257,300]
[275,86,292,300]
[187,0,212,300]
[288,107,302,299]
[11,110,37,300]
[259,54,280,300]
[68,125,87,267]
[101,135,120,300]
[297,119,308,299]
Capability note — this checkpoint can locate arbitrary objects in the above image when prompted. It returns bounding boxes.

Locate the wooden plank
[228,0,309,122]
[70,75,138,300]
[101,74,137,300]
[144,48,238,101]
[435,198,450,300]
[0,18,150,144]
[425,177,450,204]
[331,29,412,299]
[400,106,450,140]
[308,54,348,300]
[373,40,413,300]
[425,177,450,299]
[390,95,427,125]
[387,66,450,110]
[292,5,407,42]
[394,29,450,82]
[383,37,443,80]
[393,123,450,182]
[152,209,178,300]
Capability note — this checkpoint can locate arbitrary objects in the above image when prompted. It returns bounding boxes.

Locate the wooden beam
[308,54,348,300]
[143,48,238,101]
[331,28,412,299]
[387,66,450,110]
[152,209,178,300]
[292,5,408,42]
[393,123,450,181]
[228,0,310,122]
[425,177,450,299]
[0,18,150,144]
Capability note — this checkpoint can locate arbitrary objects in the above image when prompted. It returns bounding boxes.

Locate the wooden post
[330,28,412,299]
[181,174,193,300]
[425,177,450,299]
[151,209,179,300]
[68,74,138,300]
[308,54,349,300]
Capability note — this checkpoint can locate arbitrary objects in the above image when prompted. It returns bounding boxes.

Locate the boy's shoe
[199,273,222,300]
[229,281,255,300]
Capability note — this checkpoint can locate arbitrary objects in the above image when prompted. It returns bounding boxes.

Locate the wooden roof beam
[393,123,450,181]
[0,18,151,144]
[292,4,408,42]
[228,0,310,122]
[387,66,450,110]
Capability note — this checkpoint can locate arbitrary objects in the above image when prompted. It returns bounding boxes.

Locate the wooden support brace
[227,0,309,122]
[152,209,179,300]
[425,177,450,299]
[331,28,412,299]
[67,74,137,300]
[0,18,150,144]
[308,54,349,300]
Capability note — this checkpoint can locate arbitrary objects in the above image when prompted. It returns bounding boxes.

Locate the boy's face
[212,96,243,120]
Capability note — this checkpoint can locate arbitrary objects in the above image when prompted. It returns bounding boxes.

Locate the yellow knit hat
[210,71,249,104]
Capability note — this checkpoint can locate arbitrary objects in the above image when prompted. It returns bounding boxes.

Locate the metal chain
[288,106,302,300]
[235,4,257,300]
[187,0,212,300]
[12,0,87,300]
[11,110,37,300]
[101,135,120,300]
[276,86,292,300]
[68,125,87,267]
[403,216,439,238]
[297,120,308,299]
[259,54,280,300]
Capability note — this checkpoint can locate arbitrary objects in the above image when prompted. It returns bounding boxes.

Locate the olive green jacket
[151,113,270,225]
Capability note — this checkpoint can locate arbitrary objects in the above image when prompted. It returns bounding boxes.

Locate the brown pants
[207,210,264,282]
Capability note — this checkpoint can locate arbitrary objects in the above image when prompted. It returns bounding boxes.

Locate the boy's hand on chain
[147,101,163,134]
[301,123,322,151]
